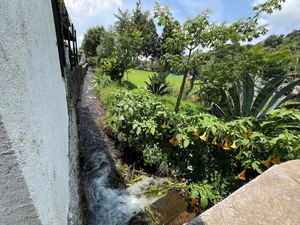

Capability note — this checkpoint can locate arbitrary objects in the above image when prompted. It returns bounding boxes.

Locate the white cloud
[248,0,300,44]
[64,0,131,47]
[257,0,300,35]
[65,0,123,16]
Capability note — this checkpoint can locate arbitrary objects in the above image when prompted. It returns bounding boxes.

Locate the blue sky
[64,0,300,46]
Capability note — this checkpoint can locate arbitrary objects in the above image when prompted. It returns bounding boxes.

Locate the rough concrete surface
[67,65,87,225]
[188,160,300,225]
[0,1,69,224]
[0,116,41,225]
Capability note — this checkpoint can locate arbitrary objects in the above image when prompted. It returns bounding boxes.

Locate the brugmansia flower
[169,137,181,146]
[200,132,209,142]
[271,155,281,164]
[231,141,237,149]
[161,121,171,129]
[261,158,271,168]
[212,137,217,145]
[193,128,200,137]
[237,170,246,180]
[222,135,231,150]
[169,137,176,145]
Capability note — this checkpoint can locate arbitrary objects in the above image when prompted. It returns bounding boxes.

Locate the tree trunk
[175,49,192,113]
[184,73,196,98]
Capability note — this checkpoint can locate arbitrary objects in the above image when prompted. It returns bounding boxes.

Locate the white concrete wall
[0,1,70,225]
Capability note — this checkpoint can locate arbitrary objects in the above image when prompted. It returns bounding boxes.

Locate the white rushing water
[84,150,149,225]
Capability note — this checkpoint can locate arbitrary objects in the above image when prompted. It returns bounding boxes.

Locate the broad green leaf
[129,107,134,115]
[265,79,300,112]
[184,139,190,148]
[251,75,285,117]
[190,190,199,199]
[201,197,209,209]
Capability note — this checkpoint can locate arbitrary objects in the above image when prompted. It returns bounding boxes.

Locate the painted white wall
[0,1,69,224]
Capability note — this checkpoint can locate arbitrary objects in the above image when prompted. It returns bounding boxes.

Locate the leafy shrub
[145,73,170,95]
[94,67,113,94]
[109,88,300,208]
[216,74,300,118]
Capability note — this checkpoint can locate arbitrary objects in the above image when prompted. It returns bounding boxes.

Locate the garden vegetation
[83,0,300,210]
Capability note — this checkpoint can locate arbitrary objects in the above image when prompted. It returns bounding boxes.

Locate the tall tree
[132,1,161,60]
[82,26,105,57]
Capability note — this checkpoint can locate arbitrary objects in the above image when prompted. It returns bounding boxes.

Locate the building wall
[0,1,71,224]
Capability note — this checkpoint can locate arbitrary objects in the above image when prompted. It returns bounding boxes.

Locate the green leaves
[201,197,209,209]
[145,73,170,95]
[183,139,190,148]
[220,74,299,119]
[189,182,221,209]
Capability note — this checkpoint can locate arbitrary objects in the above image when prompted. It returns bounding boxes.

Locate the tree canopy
[82,26,105,57]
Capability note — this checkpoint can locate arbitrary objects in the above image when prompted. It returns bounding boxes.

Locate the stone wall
[66,65,88,225]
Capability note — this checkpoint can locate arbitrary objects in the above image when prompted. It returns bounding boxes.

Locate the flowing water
[83,150,149,225]
[79,68,149,225]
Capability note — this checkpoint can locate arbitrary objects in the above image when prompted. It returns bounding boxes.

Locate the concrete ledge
[188,160,300,225]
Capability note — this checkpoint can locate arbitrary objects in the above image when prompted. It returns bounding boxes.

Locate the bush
[145,73,170,95]
[108,88,300,208]
[94,67,113,94]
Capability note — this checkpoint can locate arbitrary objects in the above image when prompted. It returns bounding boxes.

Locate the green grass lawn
[124,69,203,112]
[126,69,183,91]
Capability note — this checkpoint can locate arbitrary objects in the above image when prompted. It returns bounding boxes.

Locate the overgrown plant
[106,88,300,208]
[145,73,169,95]
[216,75,300,118]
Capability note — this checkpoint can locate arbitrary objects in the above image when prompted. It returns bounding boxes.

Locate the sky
[64,0,300,46]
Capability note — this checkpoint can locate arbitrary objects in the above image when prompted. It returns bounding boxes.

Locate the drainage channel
[78,68,146,225]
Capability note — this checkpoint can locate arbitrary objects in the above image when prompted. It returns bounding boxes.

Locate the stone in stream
[127,177,197,225]
[188,160,300,225]
[149,191,188,225]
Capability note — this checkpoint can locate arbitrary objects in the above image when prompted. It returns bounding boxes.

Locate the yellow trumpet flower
[200,132,209,142]
[261,158,271,168]
[271,156,281,164]
[161,121,171,129]
[169,137,180,146]
[222,135,231,150]
[237,170,246,180]
[222,140,231,150]
[231,141,237,149]
[212,137,217,145]
[193,128,200,137]
[169,137,175,145]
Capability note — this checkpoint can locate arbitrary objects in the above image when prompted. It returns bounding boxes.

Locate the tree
[114,9,142,80]
[82,26,105,57]
[132,1,162,61]
[263,49,293,77]
[253,0,286,14]
[263,34,284,48]
[95,10,142,81]
[154,4,266,113]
